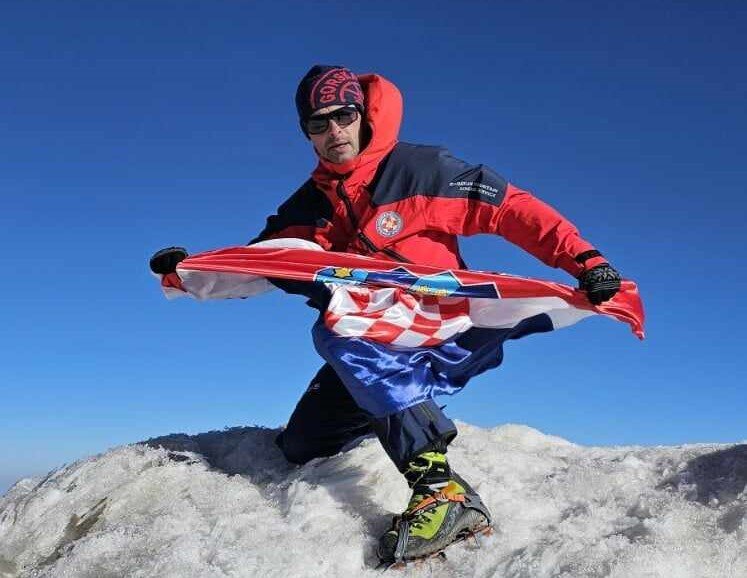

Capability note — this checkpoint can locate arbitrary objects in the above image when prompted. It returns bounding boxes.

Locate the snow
[1,423,746,578]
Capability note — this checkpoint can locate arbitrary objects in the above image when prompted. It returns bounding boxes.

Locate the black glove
[578,263,621,305]
[149,247,188,275]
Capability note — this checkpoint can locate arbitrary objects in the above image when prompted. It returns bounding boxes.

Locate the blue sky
[2,1,746,492]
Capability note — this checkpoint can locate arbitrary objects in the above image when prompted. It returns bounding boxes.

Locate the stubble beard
[322,140,358,164]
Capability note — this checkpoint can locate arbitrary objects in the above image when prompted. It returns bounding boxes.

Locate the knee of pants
[275,430,315,465]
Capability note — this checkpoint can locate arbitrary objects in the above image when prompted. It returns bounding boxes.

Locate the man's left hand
[578,264,621,305]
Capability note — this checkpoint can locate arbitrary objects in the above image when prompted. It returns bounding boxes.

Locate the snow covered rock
[1,423,746,577]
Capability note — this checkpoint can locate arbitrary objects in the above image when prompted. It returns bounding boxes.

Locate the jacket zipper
[336,180,411,263]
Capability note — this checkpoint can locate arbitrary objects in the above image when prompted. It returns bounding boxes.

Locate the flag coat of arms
[157,239,644,417]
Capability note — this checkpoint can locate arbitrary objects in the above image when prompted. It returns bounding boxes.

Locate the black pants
[276,364,457,471]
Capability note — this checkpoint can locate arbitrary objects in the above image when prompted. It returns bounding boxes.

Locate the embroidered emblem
[375,211,403,237]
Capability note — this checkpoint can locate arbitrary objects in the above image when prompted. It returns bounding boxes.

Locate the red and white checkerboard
[324,285,474,347]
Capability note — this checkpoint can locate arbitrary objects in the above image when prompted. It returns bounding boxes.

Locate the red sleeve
[491,184,607,277]
[422,149,606,277]
[249,180,336,250]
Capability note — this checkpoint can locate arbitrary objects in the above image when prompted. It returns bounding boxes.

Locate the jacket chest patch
[375,211,403,237]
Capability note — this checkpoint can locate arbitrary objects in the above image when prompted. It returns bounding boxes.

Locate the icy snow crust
[1,424,746,578]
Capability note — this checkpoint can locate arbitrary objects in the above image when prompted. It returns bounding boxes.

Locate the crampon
[378,523,493,571]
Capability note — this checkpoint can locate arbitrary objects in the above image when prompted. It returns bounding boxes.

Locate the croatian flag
[157,239,645,417]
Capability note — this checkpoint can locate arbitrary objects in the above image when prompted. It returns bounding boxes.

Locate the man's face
[307,105,363,164]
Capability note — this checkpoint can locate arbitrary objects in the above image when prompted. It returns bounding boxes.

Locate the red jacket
[254,74,607,278]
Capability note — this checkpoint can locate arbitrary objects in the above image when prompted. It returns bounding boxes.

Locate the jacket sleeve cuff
[574,250,608,276]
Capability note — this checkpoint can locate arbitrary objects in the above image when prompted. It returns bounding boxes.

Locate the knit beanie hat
[295,65,364,128]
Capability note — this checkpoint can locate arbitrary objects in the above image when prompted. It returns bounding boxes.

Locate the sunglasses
[305,105,360,135]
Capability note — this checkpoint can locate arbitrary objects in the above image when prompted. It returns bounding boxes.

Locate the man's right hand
[149,247,188,275]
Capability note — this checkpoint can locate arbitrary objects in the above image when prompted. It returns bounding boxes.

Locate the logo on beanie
[310,68,364,111]
[376,211,404,238]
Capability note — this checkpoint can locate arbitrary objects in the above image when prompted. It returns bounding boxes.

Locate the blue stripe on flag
[312,313,554,418]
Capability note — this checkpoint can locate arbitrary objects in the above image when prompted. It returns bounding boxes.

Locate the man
[150,65,621,563]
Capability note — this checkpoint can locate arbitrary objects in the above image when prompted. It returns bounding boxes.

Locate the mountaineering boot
[377,451,491,563]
